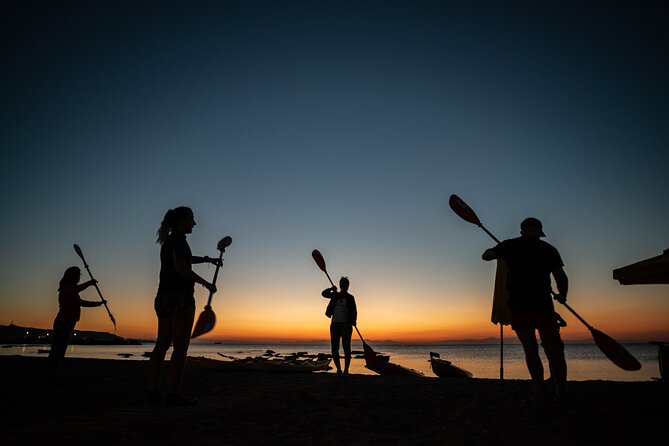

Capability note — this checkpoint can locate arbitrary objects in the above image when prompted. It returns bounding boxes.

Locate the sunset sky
[1,1,667,343]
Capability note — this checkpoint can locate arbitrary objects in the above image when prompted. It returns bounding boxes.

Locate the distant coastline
[0,324,142,345]
[1,324,653,346]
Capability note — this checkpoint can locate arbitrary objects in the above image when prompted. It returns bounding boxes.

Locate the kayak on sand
[429,352,473,378]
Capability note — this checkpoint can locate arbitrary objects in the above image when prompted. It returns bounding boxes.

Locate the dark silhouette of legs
[515,328,547,401]
[46,320,75,381]
[539,327,567,401]
[330,323,342,373]
[342,324,353,374]
[167,306,195,394]
[148,306,195,402]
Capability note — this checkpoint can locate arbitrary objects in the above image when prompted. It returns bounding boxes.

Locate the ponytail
[156,206,193,244]
[59,266,81,291]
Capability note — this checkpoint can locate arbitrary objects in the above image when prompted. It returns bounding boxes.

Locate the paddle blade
[312,249,327,272]
[73,244,86,262]
[591,328,641,371]
[449,194,482,226]
[191,307,216,339]
[362,341,378,362]
[218,236,232,251]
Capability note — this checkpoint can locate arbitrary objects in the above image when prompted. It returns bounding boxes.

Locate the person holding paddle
[46,266,105,382]
[482,217,568,403]
[322,276,357,375]
[147,206,219,406]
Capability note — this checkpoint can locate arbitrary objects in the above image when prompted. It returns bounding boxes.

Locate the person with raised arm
[322,276,357,375]
[46,266,105,382]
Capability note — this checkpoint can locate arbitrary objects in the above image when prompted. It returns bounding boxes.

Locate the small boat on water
[429,352,473,378]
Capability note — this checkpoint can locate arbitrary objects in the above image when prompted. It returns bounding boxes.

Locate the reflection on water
[0,342,660,382]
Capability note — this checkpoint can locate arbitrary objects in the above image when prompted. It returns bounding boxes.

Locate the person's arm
[350,296,357,326]
[552,266,568,303]
[173,252,217,293]
[80,299,104,307]
[482,247,498,261]
[192,256,223,267]
[75,280,97,293]
[322,287,336,298]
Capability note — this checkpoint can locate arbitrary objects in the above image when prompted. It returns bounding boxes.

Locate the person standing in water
[147,206,219,406]
[46,266,105,381]
[322,276,357,375]
[482,217,568,402]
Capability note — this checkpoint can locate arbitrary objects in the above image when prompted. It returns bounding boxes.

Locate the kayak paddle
[449,194,641,371]
[191,236,232,339]
[553,293,640,371]
[311,249,336,288]
[73,244,116,329]
[353,325,381,363]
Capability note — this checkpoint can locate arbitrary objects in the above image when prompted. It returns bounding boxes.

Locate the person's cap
[521,217,546,237]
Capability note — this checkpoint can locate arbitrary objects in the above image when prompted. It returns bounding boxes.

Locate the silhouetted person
[147,206,219,406]
[482,217,568,402]
[46,266,105,382]
[322,276,357,375]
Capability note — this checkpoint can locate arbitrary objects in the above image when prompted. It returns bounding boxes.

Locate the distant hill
[0,324,141,345]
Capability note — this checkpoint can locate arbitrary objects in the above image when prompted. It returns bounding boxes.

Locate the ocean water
[1,341,661,382]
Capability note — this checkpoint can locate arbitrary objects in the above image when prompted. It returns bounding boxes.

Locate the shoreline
[2,355,667,445]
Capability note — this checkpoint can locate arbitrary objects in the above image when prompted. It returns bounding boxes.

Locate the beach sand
[1,355,666,445]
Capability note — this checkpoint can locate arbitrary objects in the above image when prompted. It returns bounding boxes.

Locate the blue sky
[1,1,667,341]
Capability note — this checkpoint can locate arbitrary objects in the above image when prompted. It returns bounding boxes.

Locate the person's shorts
[51,318,76,345]
[154,290,195,317]
[510,309,559,330]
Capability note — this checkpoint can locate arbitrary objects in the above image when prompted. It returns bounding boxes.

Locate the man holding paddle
[322,276,357,375]
[482,217,568,403]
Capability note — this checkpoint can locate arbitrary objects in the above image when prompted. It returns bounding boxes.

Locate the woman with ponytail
[147,206,220,406]
[46,266,104,382]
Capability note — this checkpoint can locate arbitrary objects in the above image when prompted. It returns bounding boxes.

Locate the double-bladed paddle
[191,236,232,339]
[73,244,116,329]
[311,249,382,365]
[448,194,641,371]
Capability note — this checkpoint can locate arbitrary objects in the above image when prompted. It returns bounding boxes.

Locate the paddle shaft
[354,325,365,344]
[205,249,225,307]
[73,245,116,328]
[323,270,335,288]
[551,292,592,330]
[480,224,501,244]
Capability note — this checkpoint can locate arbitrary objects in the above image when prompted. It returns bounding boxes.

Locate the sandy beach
[1,356,666,445]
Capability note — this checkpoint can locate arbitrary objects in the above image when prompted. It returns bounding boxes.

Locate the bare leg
[46,320,75,381]
[515,328,547,401]
[167,306,195,394]
[148,315,173,392]
[330,324,342,373]
[539,327,567,401]
[342,324,353,374]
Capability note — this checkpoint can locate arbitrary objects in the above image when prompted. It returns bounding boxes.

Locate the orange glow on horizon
[5,288,668,344]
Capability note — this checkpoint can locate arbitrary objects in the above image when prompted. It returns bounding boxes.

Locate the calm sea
[1,341,661,382]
